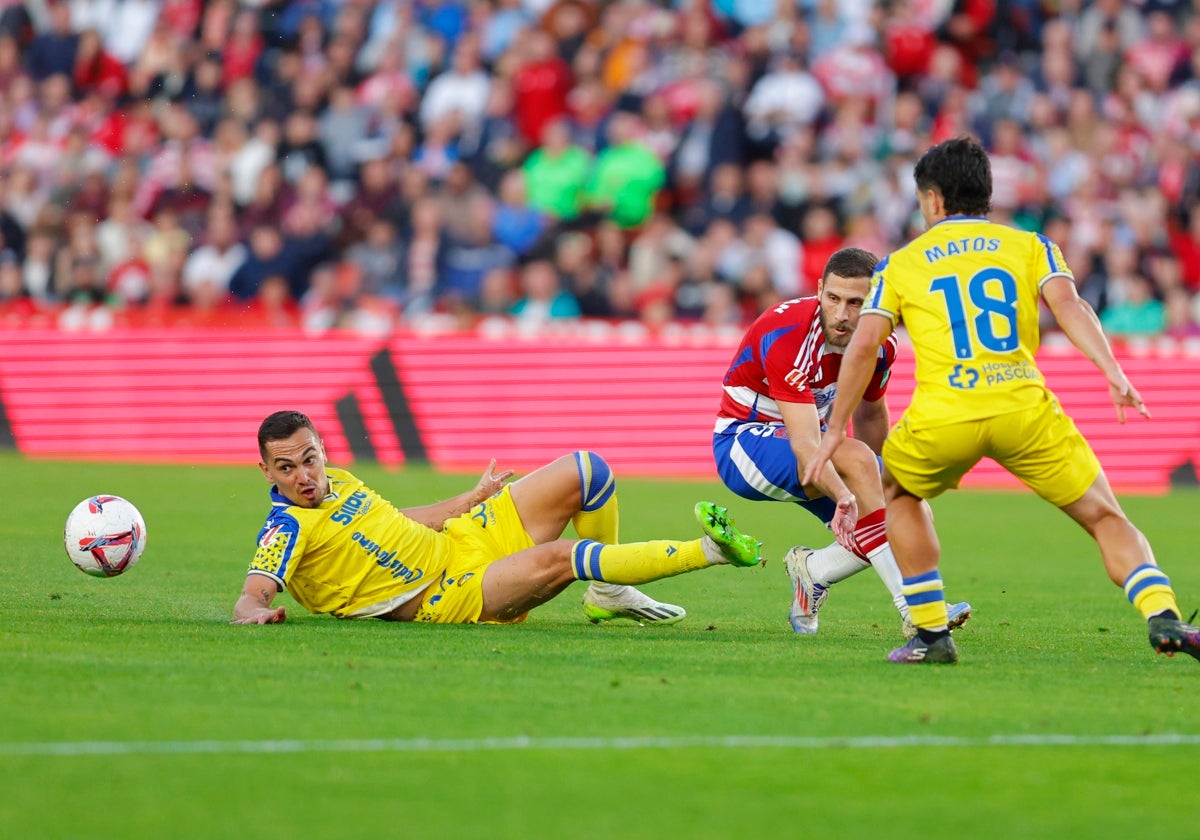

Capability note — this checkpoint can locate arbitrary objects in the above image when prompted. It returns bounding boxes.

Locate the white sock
[588,582,625,597]
[806,540,869,585]
[701,536,728,565]
[865,543,909,619]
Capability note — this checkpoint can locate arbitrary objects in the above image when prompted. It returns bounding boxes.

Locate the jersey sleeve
[247,511,303,589]
[862,256,899,324]
[1033,233,1074,290]
[861,335,898,403]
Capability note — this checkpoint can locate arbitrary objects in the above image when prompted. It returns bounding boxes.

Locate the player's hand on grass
[1108,374,1150,423]
[231,606,287,625]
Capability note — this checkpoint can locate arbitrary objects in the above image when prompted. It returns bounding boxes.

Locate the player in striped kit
[712,247,970,636]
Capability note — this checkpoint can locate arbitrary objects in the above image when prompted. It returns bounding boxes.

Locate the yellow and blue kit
[248,467,456,618]
[865,215,1071,429]
[868,215,1103,504]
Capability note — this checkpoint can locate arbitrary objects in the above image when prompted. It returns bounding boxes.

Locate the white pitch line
[2,733,1199,758]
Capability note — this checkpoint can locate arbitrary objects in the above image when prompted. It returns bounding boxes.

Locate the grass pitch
[2,452,1198,838]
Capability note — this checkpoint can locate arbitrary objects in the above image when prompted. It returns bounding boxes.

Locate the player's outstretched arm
[400,459,516,530]
[1041,277,1151,423]
[231,573,287,625]
[802,314,892,489]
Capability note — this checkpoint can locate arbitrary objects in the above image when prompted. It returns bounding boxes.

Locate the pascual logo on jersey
[259,524,285,548]
[331,490,372,525]
[981,360,1040,385]
[949,364,980,389]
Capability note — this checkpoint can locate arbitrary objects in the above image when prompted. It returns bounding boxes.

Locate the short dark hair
[913,136,993,216]
[822,246,879,281]
[258,410,318,460]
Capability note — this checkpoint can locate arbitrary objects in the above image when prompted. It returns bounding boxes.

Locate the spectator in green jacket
[522,118,593,222]
[584,112,666,230]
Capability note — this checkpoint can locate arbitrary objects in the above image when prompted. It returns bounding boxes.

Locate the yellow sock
[571,539,708,584]
[1124,564,1180,619]
[573,497,618,543]
[573,451,619,545]
[903,570,949,632]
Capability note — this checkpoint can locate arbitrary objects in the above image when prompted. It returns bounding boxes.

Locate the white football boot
[582,583,686,626]
[785,546,828,635]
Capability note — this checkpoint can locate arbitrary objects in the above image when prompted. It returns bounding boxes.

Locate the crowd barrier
[2,326,1198,492]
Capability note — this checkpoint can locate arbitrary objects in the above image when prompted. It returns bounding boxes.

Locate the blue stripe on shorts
[712,424,839,526]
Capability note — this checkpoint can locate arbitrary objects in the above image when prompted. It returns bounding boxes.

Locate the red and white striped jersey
[716,296,897,430]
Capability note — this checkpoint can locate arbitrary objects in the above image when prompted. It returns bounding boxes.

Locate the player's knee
[1061,483,1128,537]
[574,451,616,512]
[833,439,879,479]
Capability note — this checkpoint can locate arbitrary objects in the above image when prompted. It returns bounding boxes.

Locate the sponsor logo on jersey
[250,525,292,576]
[351,530,423,583]
[949,364,980,390]
[259,524,284,548]
[331,489,372,525]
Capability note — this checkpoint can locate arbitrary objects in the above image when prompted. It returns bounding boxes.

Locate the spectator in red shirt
[884,0,937,84]
[222,6,264,90]
[512,28,573,147]
[799,204,845,290]
[160,0,201,39]
[1170,202,1200,294]
[72,29,127,100]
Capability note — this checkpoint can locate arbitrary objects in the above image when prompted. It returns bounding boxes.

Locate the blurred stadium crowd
[0,0,1198,338]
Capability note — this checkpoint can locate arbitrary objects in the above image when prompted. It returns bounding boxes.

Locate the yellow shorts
[883,394,1101,507]
[412,487,536,624]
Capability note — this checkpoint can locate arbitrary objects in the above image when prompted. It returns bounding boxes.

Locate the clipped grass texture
[2,452,1198,838]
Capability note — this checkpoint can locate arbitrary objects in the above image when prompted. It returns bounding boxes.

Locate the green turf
[2,452,1197,838]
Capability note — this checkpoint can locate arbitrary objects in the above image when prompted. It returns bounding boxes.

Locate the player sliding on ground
[804,136,1200,665]
[232,410,762,626]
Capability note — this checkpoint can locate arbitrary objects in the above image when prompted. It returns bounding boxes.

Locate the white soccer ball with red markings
[64,495,148,578]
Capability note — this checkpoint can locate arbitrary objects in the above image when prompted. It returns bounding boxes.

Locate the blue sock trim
[575,451,616,511]
[902,570,943,587]
[1123,563,1171,602]
[571,540,606,581]
[905,590,946,606]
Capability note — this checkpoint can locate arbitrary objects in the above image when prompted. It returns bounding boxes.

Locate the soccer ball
[63,495,148,578]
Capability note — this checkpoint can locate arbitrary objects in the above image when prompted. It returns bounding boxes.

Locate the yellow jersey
[864,215,1073,429]
[247,467,453,618]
